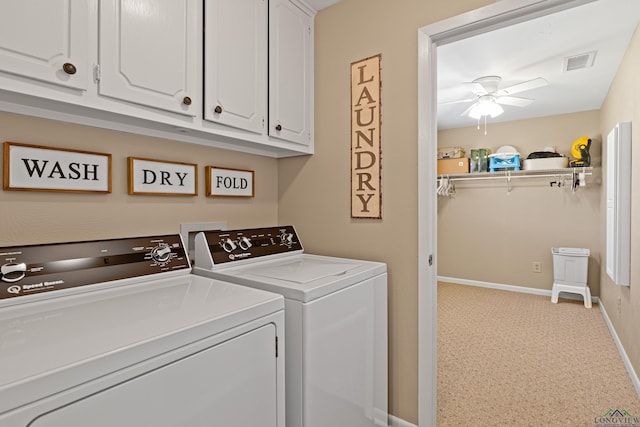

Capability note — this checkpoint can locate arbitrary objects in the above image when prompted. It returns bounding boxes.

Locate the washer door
[249,258,356,283]
[29,324,278,427]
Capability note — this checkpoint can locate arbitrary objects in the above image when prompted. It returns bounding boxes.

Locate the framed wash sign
[206,167,254,197]
[3,142,112,193]
[128,157,198,196]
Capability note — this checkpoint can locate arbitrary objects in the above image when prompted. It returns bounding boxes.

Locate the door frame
[417,1,596,425]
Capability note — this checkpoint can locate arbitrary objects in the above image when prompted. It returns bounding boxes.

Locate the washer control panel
[0,235,189,301]
[202,225,303,265]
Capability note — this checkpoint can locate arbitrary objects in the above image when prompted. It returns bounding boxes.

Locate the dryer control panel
[200,226,303,265]
[0,235,189,302]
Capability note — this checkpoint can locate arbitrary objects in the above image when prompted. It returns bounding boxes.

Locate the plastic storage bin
[489,153,521,172]
[551,247,591,308]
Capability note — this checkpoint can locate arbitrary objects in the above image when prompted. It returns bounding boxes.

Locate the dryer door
[29,324,278,427]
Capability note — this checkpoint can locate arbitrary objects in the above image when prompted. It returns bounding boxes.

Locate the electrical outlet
[532,262,542,273]
[617,296,622,314]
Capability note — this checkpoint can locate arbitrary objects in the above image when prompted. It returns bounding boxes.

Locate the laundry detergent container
[551,247,589,286]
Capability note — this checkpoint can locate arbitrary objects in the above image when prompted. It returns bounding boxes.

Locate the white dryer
[0,234,285,427]
[193,225,388,427]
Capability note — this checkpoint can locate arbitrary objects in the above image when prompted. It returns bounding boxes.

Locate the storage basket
[437,146,465,159]
[489,153,521,172]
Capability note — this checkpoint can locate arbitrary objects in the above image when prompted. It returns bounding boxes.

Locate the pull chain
[477,117,488,135]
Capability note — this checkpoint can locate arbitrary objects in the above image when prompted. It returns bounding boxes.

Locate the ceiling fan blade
[496,77,548,96]
[439,97,476,105]
[460,103,477,117]
[495,96,534,107]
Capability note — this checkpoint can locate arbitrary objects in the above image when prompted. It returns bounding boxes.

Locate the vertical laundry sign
[351,54,382,219]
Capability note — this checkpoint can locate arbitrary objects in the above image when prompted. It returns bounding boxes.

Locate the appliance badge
[229,252,251,261]
[7,285,21,294]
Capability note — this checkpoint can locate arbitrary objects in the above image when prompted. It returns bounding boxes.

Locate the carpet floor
[437,282,640,426]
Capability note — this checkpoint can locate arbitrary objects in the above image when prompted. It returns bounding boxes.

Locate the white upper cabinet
[0,0,89,90]
[0,0,314,157]
[204,0,267,134]
[269,0,312,147]
[99,0,200,116]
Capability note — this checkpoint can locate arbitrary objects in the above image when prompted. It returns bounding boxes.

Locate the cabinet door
[269,0,312,146]
[0,0,89,90]
[204,0,267,134]
[99,0,199,116]
[606,122,631,286]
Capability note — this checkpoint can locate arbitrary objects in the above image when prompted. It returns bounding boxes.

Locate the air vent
[563,51,597,72]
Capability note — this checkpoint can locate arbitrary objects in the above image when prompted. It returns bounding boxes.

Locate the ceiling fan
[444,75,549,119]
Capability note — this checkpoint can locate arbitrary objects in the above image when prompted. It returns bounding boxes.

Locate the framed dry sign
[206,166,254,197]
[128,157,197,196]
[3,141,112,193]
[350,54,382,219]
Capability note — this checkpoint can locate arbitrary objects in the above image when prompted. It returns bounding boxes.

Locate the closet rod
[438,170,592,182]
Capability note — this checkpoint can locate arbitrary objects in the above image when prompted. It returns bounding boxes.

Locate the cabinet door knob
[62,63,77,75]
[214,105,222,114]
[182,96,192,106]
[275,124,282,132]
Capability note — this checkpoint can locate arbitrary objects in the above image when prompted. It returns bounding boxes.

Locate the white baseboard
[389,415,417,427]
[598,301,640,397]
[437,276,599,303]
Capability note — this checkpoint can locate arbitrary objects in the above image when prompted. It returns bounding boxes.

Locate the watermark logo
[594,409,640,427]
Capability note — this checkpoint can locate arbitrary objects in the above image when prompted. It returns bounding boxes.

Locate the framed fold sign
[351,54,382,219]
[206,167,254,198]
[3,141,112,193]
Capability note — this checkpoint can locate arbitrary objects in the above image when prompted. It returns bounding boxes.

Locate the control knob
[238,236,252,251]
[280,233,294,247]
[151,246,172,263]
[1,262,27,283]
[221,238,237,253]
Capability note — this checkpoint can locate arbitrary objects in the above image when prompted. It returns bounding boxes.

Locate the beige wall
[438,111,602,294]
[599,25,640,382]
[8,2,631,426]
[278,0,492,423]
[0,1,500,423]
[0,112,279,245]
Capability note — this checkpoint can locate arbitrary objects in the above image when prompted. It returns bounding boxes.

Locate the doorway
[417,1,599,425]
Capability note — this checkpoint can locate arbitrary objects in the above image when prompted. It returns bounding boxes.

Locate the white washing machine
[0,234,285,427]
[193,225,388,427]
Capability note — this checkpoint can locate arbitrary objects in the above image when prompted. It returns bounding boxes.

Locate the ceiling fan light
[468,106,483,120]
[468,99,503,119]
[489,102,504,118]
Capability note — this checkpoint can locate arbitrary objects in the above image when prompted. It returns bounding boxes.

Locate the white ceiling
[437,0,640,129]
